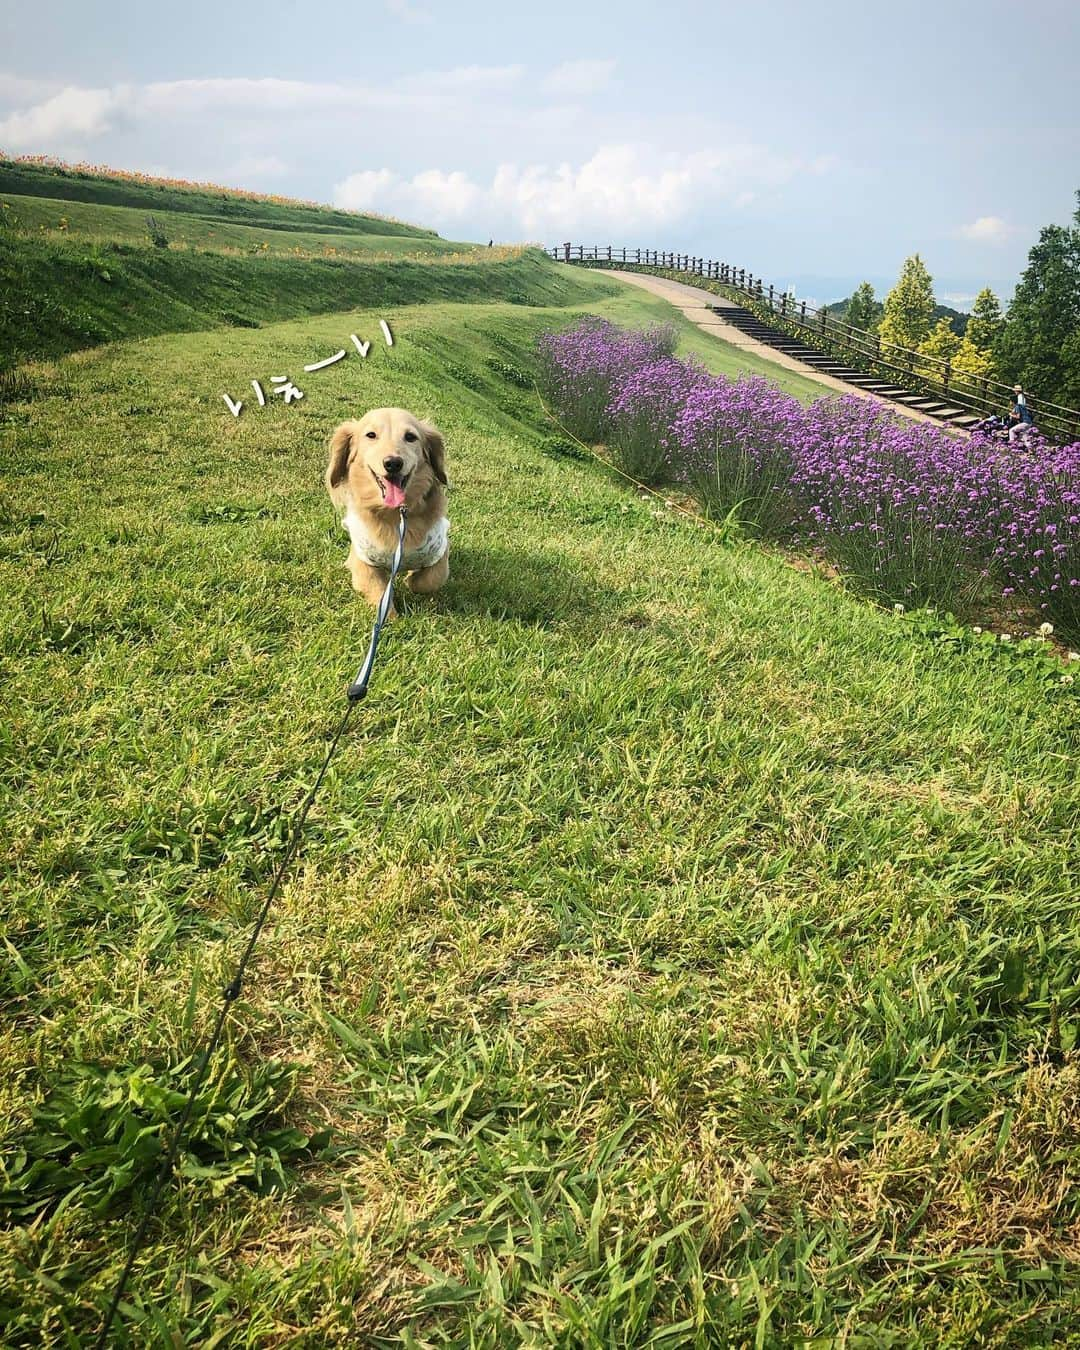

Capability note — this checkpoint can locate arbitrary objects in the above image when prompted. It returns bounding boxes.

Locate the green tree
[952,337,994,383]
[966,287,1003,354]
[845,281,878,332]
[919,317,962,368]
[994,193,1080,407]
[879,254,936,357]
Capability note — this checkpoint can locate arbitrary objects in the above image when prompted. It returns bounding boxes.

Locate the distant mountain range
[824,294,969,337]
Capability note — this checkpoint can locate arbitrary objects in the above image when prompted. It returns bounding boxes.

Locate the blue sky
[2,0,1077,307]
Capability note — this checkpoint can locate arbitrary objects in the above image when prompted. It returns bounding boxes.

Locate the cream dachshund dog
[325,407,449,618]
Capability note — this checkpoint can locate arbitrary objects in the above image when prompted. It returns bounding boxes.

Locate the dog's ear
[326,421,358,503]
[420,421,448,485]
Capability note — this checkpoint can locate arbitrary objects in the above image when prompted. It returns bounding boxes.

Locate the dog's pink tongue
[383,481,406,509]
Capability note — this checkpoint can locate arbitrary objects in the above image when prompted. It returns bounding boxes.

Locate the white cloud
[138,69,524,112]
[225,154,291,180]
[142,78,331,112]
[336,166,480,219]
[414,64,524,93]
[335,168,397,207]
[385,0,429,20]
[138,77,412,116]
[0,70,834,244]
[542,59,616,97]
[958,216,1015,244]
[408,168,481,216]
[0,73,61,104]
[334,142,833,239]
[0,77,349,152]
[0,67,533,155]
[0,84,130,148]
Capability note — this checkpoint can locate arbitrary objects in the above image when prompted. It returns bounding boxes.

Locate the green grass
[0,239,610,372]
[2,193,473,257]
[0,159,438,237]
[3,276,1080,1345]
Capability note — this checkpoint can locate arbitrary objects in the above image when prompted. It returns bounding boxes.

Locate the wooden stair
[711,305,975,428]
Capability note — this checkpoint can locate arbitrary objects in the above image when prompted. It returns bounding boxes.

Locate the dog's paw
[406,556,450,596]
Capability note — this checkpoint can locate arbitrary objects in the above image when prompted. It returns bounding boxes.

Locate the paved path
[605,269,946,428]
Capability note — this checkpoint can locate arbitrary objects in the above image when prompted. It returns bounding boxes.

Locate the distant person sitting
[1008,388,1036,444]
[1009,388,1031,445]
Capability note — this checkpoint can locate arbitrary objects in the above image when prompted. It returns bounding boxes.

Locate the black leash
[95,508,409,1347]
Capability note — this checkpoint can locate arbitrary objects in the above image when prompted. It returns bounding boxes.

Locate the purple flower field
[537,317,1080,640]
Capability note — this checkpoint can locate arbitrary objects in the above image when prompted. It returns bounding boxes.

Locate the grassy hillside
[2,193,472,256]
[1,274,1079,1344]
[0,234,605,371]
[0,158,526,371]
[0,159,837,403]
[0,239,832,405]
[0,158,436,237]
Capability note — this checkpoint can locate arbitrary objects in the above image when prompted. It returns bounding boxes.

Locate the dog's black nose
[383,455,404,475]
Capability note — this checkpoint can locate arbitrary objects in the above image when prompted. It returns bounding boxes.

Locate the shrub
[987,433,1080,635]
[536,317,675,443]
[607,354,710,483]
[145,214,169,248]
[670,377,803,537]
[787,399,995,608]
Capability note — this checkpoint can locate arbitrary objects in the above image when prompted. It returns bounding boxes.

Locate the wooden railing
[550,244,1080,442]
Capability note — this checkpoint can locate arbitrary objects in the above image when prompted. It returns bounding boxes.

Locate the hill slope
[1,267,1078,1344]
[0,234,603,370]
[0,158,532,370]
[3,192,471,257]
[0,159,854,409]
[0,158,437,238]
[0,161,838,403]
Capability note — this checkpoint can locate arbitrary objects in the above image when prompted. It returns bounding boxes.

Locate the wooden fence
[550,244,1080,442]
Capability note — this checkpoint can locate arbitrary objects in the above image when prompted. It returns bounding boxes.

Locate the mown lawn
[2,285,1080,1346]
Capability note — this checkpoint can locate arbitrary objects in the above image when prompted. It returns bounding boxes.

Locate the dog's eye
[365,431,377,439]
[403,431,418,442]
